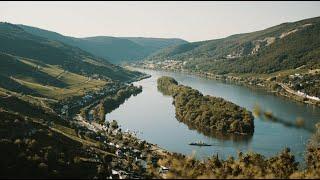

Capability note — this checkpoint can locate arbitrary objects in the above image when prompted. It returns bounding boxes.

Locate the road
[278,82,319,101]
[0,95,12,99]
[279,83,300,96]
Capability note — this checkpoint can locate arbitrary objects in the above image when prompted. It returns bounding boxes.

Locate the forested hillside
[146,16,320,74]
[19,25,187,64]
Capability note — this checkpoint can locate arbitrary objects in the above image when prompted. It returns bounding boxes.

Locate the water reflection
[158,84,253,142]
[106,68,320,162]
[262,112,310,131]
[185,124,253,142]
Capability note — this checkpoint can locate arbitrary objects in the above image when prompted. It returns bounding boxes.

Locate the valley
[0,9,320,179]
[136,16,320,108]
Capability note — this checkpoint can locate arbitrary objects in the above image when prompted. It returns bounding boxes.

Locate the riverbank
[64,74,176,178]
[73,111,172,178]
[1,78,319,179]
[90,68,320,178]
[132,65,320,107]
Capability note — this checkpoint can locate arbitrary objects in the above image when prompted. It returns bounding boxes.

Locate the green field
[0,53,108,100]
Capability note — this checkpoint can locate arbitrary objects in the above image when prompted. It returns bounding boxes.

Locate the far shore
[129,65,320,107]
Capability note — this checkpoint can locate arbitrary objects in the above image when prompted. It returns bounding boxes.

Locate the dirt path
[56,70,67,79]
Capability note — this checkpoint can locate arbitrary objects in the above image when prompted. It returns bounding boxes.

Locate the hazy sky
[1,1,320,42]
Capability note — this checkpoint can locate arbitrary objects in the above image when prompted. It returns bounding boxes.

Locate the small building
[88,110,95,121]
[111,170,120,179]
[61,105,69,114]
[136,159,147,169]
[159,165,170,174]
[108,142,115,147]
[115,149,123,157]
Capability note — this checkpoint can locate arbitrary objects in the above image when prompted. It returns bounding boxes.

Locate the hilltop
[139,16,320,106]
[18,24,187,64]
[145,16,320,74]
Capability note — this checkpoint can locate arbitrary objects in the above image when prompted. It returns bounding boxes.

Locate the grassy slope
[0,53,107,100]
[0,22,142,82]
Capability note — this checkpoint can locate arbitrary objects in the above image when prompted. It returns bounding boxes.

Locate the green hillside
[0,53,108,100]
[0,23,142,82]
[0,90,154,178]
[18,25,187,64]
[0,22,157,177]
[122,37,188,55]
[146,16,320,74]
[81,36,149,63]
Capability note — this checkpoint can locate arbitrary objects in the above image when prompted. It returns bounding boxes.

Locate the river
[106,68,320,163]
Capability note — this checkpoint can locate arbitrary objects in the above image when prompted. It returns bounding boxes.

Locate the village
[58,82,127,118]
[133,60,320,106]
[75,114,169,179]
[51,76,170,179]
[70,108,170,179]
[281,72,320,101]
[136,60,186,72]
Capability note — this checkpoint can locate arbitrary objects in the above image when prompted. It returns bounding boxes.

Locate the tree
[80,109,86,119]
[98,103,105,122]
[105,121,110,128]
[92,109,98,121]
[110,120,118,130]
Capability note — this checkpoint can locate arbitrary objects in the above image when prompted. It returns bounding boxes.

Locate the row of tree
[81,85,143,124]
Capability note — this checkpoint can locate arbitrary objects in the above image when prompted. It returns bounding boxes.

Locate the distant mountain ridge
[18,24,188,64]
[122,37,188,54]
[146,16,320,74]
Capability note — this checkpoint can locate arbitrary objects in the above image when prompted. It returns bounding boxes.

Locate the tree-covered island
[157,76,254,137]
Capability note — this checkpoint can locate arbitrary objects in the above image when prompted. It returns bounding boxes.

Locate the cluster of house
[59,83,126,117]
[67,84,171,178]
[102,131,165,178]
[289,73,304,79]
[78,84,121,106]
[284,73,320,101]
[101,125,171,178]
[139,60,184,71]
[73,114,171,179]
[112,142,148,167]
[296,91,320,101]
[226,53,242,59]
[110,140,170,179]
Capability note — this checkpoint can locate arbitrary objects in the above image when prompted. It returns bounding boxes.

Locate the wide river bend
[106,68,320,163]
